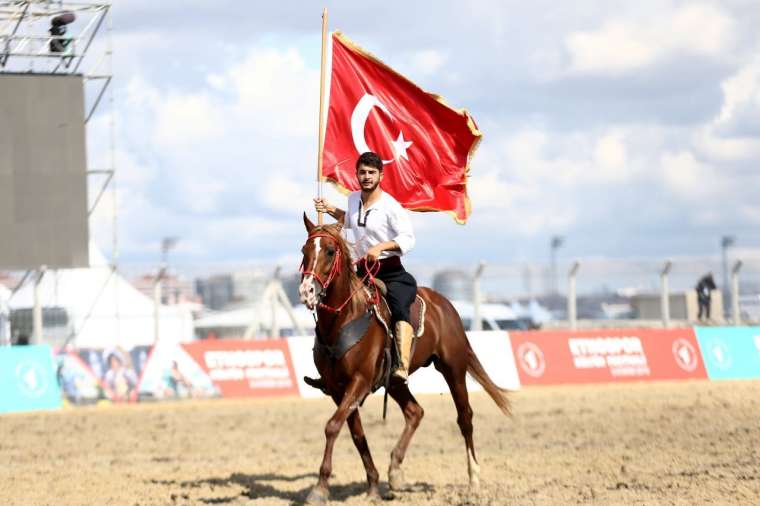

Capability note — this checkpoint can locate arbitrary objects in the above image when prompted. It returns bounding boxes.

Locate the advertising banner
[695,326,760,380]
[182,339,299,398]
[0,345,62,414]
[408,331,521,394]
[509,328,707,385]
[289,331,521,398]
[137,341,219,400]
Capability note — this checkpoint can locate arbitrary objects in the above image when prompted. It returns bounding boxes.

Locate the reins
[300,231,381,314]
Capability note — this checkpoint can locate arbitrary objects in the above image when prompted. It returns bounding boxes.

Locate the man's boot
[303,376,328,394]
[393,321,414,382]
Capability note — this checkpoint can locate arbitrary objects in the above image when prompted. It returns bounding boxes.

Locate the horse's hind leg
[346,410,381,499]
[436,360,480,490]
[387,384,424,491]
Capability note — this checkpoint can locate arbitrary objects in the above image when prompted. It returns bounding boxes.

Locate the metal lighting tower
[1,2,115,347]
[721,235,735,317]
[550,236,564,295]
[154,237,179,344]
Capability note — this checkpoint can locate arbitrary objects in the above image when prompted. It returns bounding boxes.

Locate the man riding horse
[305,151,417,387]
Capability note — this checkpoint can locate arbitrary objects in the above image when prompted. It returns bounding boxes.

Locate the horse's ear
[303,212,315,233]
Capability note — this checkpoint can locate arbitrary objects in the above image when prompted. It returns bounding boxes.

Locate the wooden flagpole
[316,7,328,225]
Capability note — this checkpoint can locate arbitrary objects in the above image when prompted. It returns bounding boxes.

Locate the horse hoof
[366,485,382,502]
[305,485,329,505]
[468,478,481,494]
[388,467,407,491]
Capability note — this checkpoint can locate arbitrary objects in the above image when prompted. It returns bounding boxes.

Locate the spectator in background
[696,273,717,322]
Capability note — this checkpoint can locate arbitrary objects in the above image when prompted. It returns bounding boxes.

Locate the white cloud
[660,151,722,201]
[593,133,628,182]
[409,49,448,75]
[693,58,760,161]
[565,3,735,75]
[713,58,760,135]
[154,93,224,147]
[226,48,318,137]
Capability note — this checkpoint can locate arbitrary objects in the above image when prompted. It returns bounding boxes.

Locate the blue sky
[84,0,760,284]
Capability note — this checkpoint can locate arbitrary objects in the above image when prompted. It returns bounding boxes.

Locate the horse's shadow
[150,472,433,504]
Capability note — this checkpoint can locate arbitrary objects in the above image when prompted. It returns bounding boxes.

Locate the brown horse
[298,214,510,504]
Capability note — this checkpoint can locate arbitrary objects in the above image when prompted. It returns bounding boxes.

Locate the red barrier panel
[182,340,299,398]
[509,328,707,385]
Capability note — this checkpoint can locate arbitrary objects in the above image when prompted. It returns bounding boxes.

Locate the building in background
[195,275,235,310]
[432,269,473,301]
[132,273,199,306]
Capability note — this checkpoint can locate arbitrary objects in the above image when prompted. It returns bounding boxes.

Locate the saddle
[370,279,425,337]
[312,284,426,393]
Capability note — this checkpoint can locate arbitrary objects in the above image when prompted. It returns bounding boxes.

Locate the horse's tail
[466,346,512,416]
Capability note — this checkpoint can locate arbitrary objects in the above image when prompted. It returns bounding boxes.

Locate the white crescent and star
[350,93,412,164]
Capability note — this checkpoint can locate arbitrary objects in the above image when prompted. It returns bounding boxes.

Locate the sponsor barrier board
[509,328,707,385]
[408,331,521,394]
[288,331,521,397]
[0,345,62,414]
[695,326,760,380]
[182,340,299,398]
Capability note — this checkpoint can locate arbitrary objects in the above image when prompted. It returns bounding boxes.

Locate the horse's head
[299,213,346,310]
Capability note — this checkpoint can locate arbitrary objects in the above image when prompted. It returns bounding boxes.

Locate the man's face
[356,164,382,192]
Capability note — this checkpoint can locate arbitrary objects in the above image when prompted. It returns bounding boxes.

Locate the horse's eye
[326,248,335,257]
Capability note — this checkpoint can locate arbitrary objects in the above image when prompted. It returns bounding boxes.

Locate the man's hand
[366,244,385,262]
[314,197,333,215]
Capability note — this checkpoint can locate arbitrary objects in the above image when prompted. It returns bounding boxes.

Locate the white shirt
[343,191,415,260]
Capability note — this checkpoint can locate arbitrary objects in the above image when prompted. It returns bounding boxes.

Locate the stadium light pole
[660,260,672,328]
[550,236,564,295]
[154,237,179,344]
[567,261,580,330]
[721,235,735,318]
[732,260,743,325]
[472,262,486,331]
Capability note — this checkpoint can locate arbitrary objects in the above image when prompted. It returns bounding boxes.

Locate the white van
[451,301,527,331]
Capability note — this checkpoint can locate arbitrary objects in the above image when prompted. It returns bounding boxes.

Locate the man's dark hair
[356,151,383,171]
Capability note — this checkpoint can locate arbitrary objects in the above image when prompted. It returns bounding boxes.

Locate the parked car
[451,301,529,331]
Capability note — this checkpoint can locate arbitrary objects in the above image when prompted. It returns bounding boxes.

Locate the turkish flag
[322,32,481,224]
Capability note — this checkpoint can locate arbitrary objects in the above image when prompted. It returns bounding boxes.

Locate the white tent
[0,284,10,345]
[194,301,314,339]
[9,245,194,349]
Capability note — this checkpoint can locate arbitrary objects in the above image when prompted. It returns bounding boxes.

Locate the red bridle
[300,231,381,313]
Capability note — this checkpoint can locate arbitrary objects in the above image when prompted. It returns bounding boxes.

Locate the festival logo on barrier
[182,340,299,398]
[15,360,50,398]
[0,345,62,414]
[694,327,760,380]
[672,338,699,372]
[516,342,546,378]
[509,329,707,385]
[704,339,731,370]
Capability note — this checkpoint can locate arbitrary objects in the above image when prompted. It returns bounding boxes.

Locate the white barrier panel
[287,336,323,399]
[409,331,521,394]
[287,331,520,398]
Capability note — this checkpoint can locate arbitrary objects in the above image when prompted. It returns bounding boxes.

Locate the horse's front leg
[306,378,369,505]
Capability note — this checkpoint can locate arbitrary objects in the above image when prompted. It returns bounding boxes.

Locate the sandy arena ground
[1,380,759,505]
